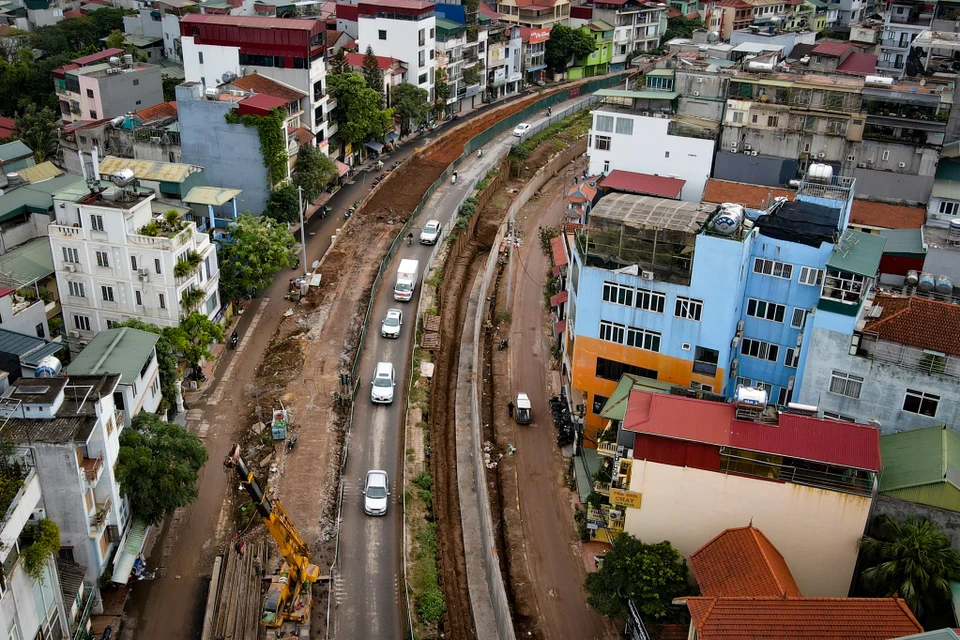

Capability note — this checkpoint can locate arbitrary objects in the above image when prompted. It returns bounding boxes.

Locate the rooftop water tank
[906,270,920,287]
[111,168,135,187]
[5,173,20,187]
[936,275,953,295]
[918,272,936,292]
[712,203,744,235]
[807,163,833,183]
[865,75,894,86]
[34,356,61,378]
[748,61,775,71]
[735,385,767,408]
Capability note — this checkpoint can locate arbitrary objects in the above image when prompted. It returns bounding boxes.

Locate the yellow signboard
[609,488,642,509]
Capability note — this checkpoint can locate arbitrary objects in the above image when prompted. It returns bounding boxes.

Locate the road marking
[208,297,270,405]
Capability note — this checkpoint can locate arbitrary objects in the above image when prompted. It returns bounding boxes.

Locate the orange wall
[572,336,725,446]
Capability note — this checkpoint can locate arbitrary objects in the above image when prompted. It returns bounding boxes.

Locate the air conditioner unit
[138,268,150,276]
[730,357,739,372]
[751,150,758,156]
[640,270,655,280]
[730,143,738,150]
[796,331,804,347]
[818,152,826,158]
[68,330,80,338]
[857,162,867,168]
[617,446,625,457]
[744,143,752,150]
[731,336,740,349]
[736,320,744,335]
[867,158,874,164]
[898,161,906,168]
[64,263,76,272]
[743,150,751,155]
[150,136,162,143]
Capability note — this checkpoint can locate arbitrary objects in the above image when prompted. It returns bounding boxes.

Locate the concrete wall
[0,295,48,341]
[624,458,872,596]
[852,159,937,205]
[729,29,815,56]
[177,83,269,215]
[713,150,798,186]
[924,245,960,284]
[675,70,726,122]
[91,66,164,121]
[800,326,960,433]
[873,494,960,550]
[0,214,50,254]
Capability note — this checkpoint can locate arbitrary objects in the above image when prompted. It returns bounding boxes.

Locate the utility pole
[298,186,308,277]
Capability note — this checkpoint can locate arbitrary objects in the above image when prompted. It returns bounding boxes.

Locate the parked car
[419,220,442,245]
[363,470,389,516]
[371,361,396,403]
[381,308,403,338]
[513,123,532,137]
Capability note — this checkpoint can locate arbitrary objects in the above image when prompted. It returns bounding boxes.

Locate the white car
[513,123,532,137]
[363,470,389,516]
[381,308,403,338]
[371,361,396,404]
[419,220,442,245]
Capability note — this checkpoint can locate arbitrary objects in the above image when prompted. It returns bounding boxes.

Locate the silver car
[513,123,531,137]
[381,308,403,338]
[419,220,442,245]
[363,470,389,516]
[371,362,395,404]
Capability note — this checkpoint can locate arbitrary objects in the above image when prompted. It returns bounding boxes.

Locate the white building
[877,0,930,77]
[67,327,163,427]
[357,0,437,102]
[0,286,50,341]
[486,24,523,100]
[48,178,220,352]
[589,0,665,70]
[123,8,185,63]
[587,90,716,202]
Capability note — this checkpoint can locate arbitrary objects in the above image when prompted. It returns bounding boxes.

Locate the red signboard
[522,27,551,44]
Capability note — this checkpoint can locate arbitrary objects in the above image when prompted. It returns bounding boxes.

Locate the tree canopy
[328,72,392,147]
[585,534,690,621]
[361,45,384,103]
[116,318,180,415]
[544,24,596,73]
[15,104,58,162]
[392,82,430,131]
[293,144,338,203]
[166,312,225,368]
[859,514,960,622]
[217,212,296,303]
[434,67,450,115]
[263,183,300,224]
[661,16,705,44]
[116,412,209,526]
[328,48,348,76]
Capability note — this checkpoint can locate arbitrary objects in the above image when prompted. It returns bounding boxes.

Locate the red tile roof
[237,93,289,115]
[292,126,315,147]
[233,73,305,103]
[72,47,124,66]
[702,179,926,229]
[811,41,853,57]
[686,596,922,639]
[63,10,83,18]
[624,391,882,471]
[665,6,682,17]
[554,319,566,334]
[478,2,501,17]
[601,170,685,199]
[865,294,960,356]
[344,52,405,70]
[567,176,599,203]
[135,101,178,121]
[690,526,802,598]
[0,287,16,298]
[837,52,878,75]
[0,116,15,139]
[550,235,567,267]
[181,13,325,32]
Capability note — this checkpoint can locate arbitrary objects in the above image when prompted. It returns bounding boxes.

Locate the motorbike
[451,172,458,185]
[286,433,299,453]
[229,331,239,349]
[407,234,414,246]
[320,205,332,218]
[292,257,300,270]
[498,338,509,350]
[477,148,484,158]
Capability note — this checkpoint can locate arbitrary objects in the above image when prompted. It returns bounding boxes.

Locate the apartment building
[357,0,437,102]
[0,286,50,341]
[123,7,187,62]
[521,27,550,82]
[878,0,931,76]
[568,22,614,79]
[715,0,794,39]
[589,0,665,70]
[436,18,466,108]
[48,176,219,349]
[179,14,331,149]
[486,23,523,100]
[54,50,164,124]
[497,0,570,30]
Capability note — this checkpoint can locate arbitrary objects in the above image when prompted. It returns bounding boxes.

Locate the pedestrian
[508,401,514,418]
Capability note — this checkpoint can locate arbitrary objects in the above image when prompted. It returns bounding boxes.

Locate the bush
[414,470,432,491]
[417,588,446,622]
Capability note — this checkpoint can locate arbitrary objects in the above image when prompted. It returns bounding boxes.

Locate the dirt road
[499,161,616,640]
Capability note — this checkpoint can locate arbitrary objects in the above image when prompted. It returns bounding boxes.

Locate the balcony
[127,227,191,249]
[89,496,112,532]
[50,224,83,238]
[720,450,875,496]
[598,441,620,458]
[888,12,932,26]
[594,481,611,495]
[857,333,960,379]
[80,454,104,485]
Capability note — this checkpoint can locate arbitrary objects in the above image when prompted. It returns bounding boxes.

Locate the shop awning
[336,160,350,177]
[550,290,568,306]
[365,141,384,152]
[554,320,566,335]
[111,519,150,584]
[385,131,399,143]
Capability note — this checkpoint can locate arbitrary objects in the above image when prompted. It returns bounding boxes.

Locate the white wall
[0,294,49,340]
[181,37,240,89]
[624,459,872,596]
[587,109,715,202]
[358,14,435,100]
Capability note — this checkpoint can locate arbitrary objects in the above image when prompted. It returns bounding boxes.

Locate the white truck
[394,259,420,302]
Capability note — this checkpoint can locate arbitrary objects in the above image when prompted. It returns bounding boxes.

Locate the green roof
[878,228,926,256]
[0,140,33,164]
[435,17,464,33]
[0,174,85,223]
[67,327,159,386]
[599,373,673,421]
[936,158,960,181]
[826,230,886,277]
[595,88,680,101]
[0,237,54,287]
[894,629,960,640]
[879,425,960,511]
[646,68,676,77]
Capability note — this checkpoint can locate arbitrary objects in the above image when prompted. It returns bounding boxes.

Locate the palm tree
[859,514,960,619]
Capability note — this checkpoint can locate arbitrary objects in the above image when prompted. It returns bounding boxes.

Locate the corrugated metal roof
[591,192,713,233]
[56,559,86,608]
[596,88,680,100]
[600,170,685,199]
[16,161,62,184]
[879,426,960,500]
[98,156,201,184]
[598,374,673,421]
[112,519,150,584]
[624,391,882,470]
[0,327,59,360]
[891,628,960,640]
[72,47,123,66]
[878,228,925,255]
[0,140,33,163]
[0,237,55,287]
[826,230,886,277]
[183,186,242,206]
[181,12,324,31]
[68,328,159,386]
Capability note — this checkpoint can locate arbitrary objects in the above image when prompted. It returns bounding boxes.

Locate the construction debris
[211,537,269,640]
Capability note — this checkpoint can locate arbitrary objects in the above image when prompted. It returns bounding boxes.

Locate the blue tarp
[365,141,384,152]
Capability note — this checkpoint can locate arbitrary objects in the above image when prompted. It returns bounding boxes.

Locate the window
[603,160,610,173]
[133,78,140,86]
[35,324,44,339]
[741,338,779,362]
[690,382,714,392]
[732,111,744,123]
[90,214,104,231]
[615,118,634,135]
[73,315,90,332]
[635,288,665,313]
[95,251,109,268]
[131,256,137,272]
[430,49,434,59]
[68,281,85,298]
[198,52,204,64]
[151,377,160,397]
[694,346,719,375]
[777,387,791,406]
[135,290,142,306]
[746,299,785,323]
[599,320,625,344]
[101,286,114,302]
[418,28,425,46]
[903,389,939,417]
[379,29,387,40]
[106,319,118,329]
[62,247,79,263]
[592,394,609,414]
[626,326,661,352]
[784,347,799,368]
[85,89,94,98]
[675,296,702,321]
[882,149,890,161]
[595,135,611,151]
[595,357,657,382]
[823,411,856,422]
[829,370,863,398]
[798,266,823,286]
[159,293,166,309]
[419,50,425,67]
[602,281,633,306]
[155,258,161,274]
[753,258,793,279]
[939,201,959,217]
[418,73,427,85]
[90,111,97,119]
[791,308,807,329]
[767,115,779,127]
[751,114,758,124]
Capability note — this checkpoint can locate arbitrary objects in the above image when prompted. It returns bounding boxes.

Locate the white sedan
[381,308,403,338]
[513,123,532,137]
[419,220,442,245]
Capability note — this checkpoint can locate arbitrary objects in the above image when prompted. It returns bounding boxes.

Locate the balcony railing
[858,333,960,379]
[89,497,111,529]
[720,450,875,496]
[80,455,103,483]
[594,481,611,495]
[598,442,619,458]
[72,587,96,640]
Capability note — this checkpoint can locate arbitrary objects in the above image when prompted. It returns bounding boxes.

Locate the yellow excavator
[224,443,320,633]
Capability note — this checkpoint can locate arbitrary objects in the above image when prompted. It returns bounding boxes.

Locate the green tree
[20,519,59,581]
[661,16,705,43]
[116,318,180,415]
[544,24,596,73]
[15,104,58,162]
[328,48,348,76]
[162,74,179,102]
[434,67,450,116]
[859,514,960,621]
[105,29,125,50]
[392,82,430,131]
[361,45,384,103]
[292,144,337,203]
[585,534,689,621]
[116,413,209,526]
[328,72,392,148]
[263,184,300,224]
[217,212,296,303]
